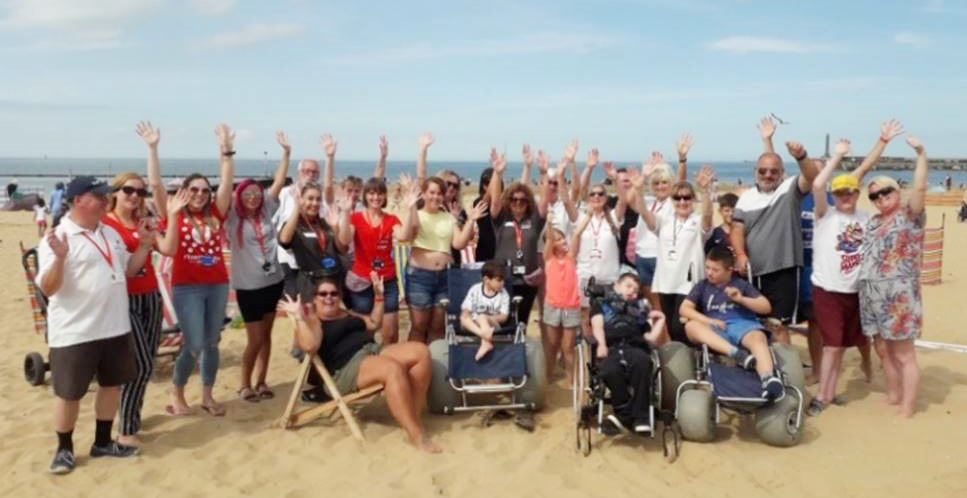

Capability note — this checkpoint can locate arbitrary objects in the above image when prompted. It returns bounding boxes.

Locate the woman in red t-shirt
[99,121,167,446]
[337,178,416,344]
[158,123,236,417]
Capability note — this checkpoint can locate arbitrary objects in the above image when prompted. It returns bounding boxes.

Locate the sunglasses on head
[672,195,693,202]
[757,168,781,176]
[589,191,606,198]
[189,186,212,195]
[315,290,340,298]
[116,186,149,197]
[868,186,896,201]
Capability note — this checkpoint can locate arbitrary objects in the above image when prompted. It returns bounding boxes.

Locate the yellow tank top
[413,209,455,253]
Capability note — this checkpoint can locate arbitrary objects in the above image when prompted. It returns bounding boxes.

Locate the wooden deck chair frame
[278,353,384,442]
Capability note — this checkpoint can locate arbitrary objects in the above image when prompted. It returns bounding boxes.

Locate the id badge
[589,248,603,260]
[372,259,385,270]
[261,261,273,274]
[513,265,526,275]
[322,257,337,269]
[200,255,215,267]
[667,250,678,263]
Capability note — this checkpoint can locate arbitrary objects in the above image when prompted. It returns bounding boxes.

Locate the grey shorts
[542,303,581,328]
[329,342,382,396]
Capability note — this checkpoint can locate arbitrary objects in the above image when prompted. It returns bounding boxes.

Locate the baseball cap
[65,176,111,201]
[830,174,859,192]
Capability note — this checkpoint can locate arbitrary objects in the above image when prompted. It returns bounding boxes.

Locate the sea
[1,157,965,199]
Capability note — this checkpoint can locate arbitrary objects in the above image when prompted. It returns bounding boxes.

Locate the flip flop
[165,404,193,416]
[237,387,260,403]
[201,404,226,417]
[256,383,275,400]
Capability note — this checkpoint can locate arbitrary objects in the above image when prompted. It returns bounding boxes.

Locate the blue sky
[0,0,964,162]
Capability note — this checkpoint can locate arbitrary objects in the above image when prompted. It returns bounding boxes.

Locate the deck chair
[278,333,384,442]
[920,213,945,286]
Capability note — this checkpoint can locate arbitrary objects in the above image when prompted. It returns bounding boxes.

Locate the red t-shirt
[162,207,229,286]
[350,211,400,279]
[101,214,159,295]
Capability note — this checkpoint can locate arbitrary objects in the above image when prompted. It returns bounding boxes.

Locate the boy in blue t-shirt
[680,246,783,399]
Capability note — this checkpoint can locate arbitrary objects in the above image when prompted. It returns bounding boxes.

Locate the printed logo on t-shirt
[835,222,863,273]
[181,222,222,266]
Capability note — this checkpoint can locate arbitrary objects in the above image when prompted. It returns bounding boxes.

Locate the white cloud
[706,36,834,54]
[894,32,931,47]
[197,23,304,50]
[0,0,160,51]
[325,32,621,65]
[189,0,237,15]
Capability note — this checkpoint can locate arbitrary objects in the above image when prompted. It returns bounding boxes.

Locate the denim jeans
[171,283,229,387]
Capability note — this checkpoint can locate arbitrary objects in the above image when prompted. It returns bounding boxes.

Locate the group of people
[36,116,930,474]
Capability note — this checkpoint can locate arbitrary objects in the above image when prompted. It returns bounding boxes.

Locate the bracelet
[793,151,808,161]
[221,150,236,157]
[678,157,687,163]
[374,296,384,302]
[879,136,890,144]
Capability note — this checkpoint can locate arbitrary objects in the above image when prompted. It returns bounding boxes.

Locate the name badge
[503,221,516,228]
[322,257,337,269]
[372,259,385,270]
[589,248,603,260]
[303,232,318,238]
[513,265,526,275]
[200,255,215,267]
[667,250,678,263]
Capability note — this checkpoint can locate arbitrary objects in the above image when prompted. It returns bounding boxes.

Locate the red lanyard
[366,211,389,248]
[303,215,328,254]
[651,199,665,213]
[81,230,114,269]
[512,219,524,250]
[187,213,211,244]
[589,215,604,248]
[248,214,267,257]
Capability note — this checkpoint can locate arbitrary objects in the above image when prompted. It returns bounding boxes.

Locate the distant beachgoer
[858,136,930,418]
[49,182,66,219]
[37,175,155,474]
[7,179,18,199]
[34,197,48,236]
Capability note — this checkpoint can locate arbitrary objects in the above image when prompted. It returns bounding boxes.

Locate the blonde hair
[108,172,148,218]
[868,175,900,191]
[651,163,673,185]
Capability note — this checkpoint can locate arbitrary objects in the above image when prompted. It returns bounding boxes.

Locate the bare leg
[254,312,276,387]
[382,311,400,345]
[741,331,775,376]
[889,339,920,418]
[240,320,267,390]
[684,321,734,357]
[407,308,431,343]
[380,342,432,416]
[169,385,192,414]
[54,398,81,433]
[427,306,447,343]
[561,327,576,385]
[858,340,873,382]
[543,325,562,380]
[817,347,845,403]
[201,385,225,415]
[806,320,822,385]
[874,337,901,405]
[473,315,494,361]
[356,355,441,453]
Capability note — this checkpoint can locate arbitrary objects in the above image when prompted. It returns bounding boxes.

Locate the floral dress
[857,204,925,340]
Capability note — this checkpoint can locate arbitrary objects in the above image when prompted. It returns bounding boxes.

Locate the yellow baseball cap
[830,174,859,192]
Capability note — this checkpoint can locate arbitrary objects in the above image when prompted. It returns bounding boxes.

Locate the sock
[56,430,74,453]
[94,419,113,447]
[728,346,740,359]
[760,372,773,383]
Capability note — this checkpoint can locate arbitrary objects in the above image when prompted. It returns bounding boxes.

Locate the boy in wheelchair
[459,260,511,361]
[679,246,784,400]
[588,273,665,434]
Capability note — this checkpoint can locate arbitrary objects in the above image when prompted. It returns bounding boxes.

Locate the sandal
[237,387,260,403]
[164,404,193,416]
[806,399,826,417]
[201,403,226,417]
[256,383,275,400]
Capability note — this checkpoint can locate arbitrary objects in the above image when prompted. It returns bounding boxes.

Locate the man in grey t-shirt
[731,118,818,342]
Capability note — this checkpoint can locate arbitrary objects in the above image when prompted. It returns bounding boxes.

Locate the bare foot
[474,340,493,361]
[201,400,226,417]
[116,434,143,447]
[861,357,873,383]
[415,437,442,454]
[886,395,901,406]
[167,393,193,416]
[897,407,914,418]
[805,373,819,386]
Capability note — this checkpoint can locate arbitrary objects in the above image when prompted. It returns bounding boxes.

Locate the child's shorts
[713,318,765,347]
[543,303,580,328]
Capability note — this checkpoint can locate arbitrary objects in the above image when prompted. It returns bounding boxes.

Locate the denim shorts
[714,317,766,347]
[635,256,657,288]
[404,266,448,310]
[348,277,401,313]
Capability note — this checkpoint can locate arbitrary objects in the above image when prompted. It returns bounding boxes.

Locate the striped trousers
[119,291,163,436]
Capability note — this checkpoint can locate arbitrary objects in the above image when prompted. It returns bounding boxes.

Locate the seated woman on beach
[277,276,442,453]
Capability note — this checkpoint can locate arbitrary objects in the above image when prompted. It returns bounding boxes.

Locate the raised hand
[370,271,385,296]
[555,159,568,181]
[167,188,191,217]
[602,161,616,179]
[536,149,549,175]
[468,199,489,221]
[586,147,599,169]
[758,116,776,140]
[906,135,925,155]
[321,133,337,157]
[419,132,435,152]
[276,131,291,154]
[628,168,646,190]
[493,152,507,175]
[135,218,156,248]
[695,165,715,191]
[47,230,69,259]
[880,119,905,142]
[650,151,664,166]
[378,135,388,158]
[214,123,235,152]
[398,172,414,192]
[564,138,579,163]
[337,192,354,213]
[276,293,306,320]
[324,202,341,227]
[785,141,806,159]
[489,147,499,167]
[676,133,694,159]
[448,199,462,218]
[401,180,422,208]
[135,121,160,148]
[522,144,533,166]
[833,139,851,157]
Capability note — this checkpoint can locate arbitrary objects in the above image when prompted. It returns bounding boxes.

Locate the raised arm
[695,165,715,232]
[395,174,422,242]
[277,295,322,353]
[758,116,776,154]
[730,223,749,276]
[535,149,551,218]
[569,210,592,260]
[159,189,190,256]
[213,123,235,216]
[268,131,291,200]
[555,160,577,222]
[452,200,488,250]
[321,133,337,205]
[277,188,302,246]
[38,232,69,297]
[626,164,657,231]
[335,193,355,249]
[851,119,904,183]
[487,150,507,218]
[787,141,819,194]
[520,144,533,187]
[136,121,167,220]
[676,133,693,183]
[906,136,928,216]
[813,139,852,219]
[416,132,435,188]
[374,135,388,180]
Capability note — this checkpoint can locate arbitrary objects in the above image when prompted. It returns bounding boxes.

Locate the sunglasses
[241,191,263,200]
[757,168,781,176]
[672,195,694,202]
[116,186,149,197]
[511,196,528,204]
[189,186,212,195]
[589,191,606,198]
[446,181,460,189]
[868,187,896,202]
[547,180,558,186]
[315,290,340,298]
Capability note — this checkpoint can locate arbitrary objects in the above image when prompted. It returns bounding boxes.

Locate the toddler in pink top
[541,226,581,384]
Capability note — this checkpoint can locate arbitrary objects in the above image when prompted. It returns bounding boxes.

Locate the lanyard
[81,230,114,269]
[248,214,268,260]
[651,198,665,213]
[672,216,688,246]
[366,211,390,247]
[589,214,604,248]
[303,215,328,255]
[187,212,211,244]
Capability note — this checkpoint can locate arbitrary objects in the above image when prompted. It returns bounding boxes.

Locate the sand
[1,199,966,498]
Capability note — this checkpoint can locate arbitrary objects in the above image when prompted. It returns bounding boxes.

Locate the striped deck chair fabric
[920,214,945,285]
[394,243,411,304]
[19,242,47,336]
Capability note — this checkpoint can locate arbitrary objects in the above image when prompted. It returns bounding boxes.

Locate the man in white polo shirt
[37,176,155,475]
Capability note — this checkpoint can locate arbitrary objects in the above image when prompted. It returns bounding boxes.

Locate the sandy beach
[2,197,966,498]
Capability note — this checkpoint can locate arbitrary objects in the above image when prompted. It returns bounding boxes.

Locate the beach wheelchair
[427,266,546,416]
[670,337,806,447]
[572,278,682,459]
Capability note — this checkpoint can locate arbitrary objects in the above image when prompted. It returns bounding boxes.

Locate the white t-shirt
[461,282,510,319]
[36,217,132,347]
[811,208,869,293]
[576,209,623,284]
[34,205,47,222]
[634,195,673,258]
[547,199,574,236]
[652,211,708,295]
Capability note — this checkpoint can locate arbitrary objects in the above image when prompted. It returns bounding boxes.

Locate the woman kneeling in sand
[277,275,441,453]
